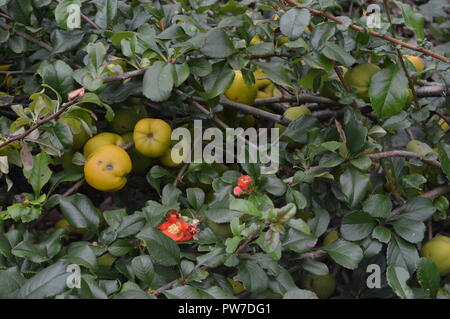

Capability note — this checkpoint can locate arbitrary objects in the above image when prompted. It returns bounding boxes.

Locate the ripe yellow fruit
[133,118,172,158]
[55,218,85,234]
[83,132,125,159]
[121,132,154,173]
[60,117,91,150]
[110,104,147,134]
[406,140,433,157]
[275,106,311,134]
[323,230,339,246]
[404,55,425,72]
[421,235,450,275]
[438,118,449,132]
[301,273,336,298]
[344,63,381,102]
[224,70,258,106]
[84,144,132,191]
[254,69,272,90]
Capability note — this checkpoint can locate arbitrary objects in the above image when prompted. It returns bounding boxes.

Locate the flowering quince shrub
[0,0,449,300]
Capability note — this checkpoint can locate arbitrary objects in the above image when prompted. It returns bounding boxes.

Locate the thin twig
[0,21,53,52]
[282,0,450,64]
[0,96,82,149]
[382,0,420,110]
[368,150,441,169]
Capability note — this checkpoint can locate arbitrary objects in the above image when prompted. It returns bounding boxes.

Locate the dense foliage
[0,0,449,299]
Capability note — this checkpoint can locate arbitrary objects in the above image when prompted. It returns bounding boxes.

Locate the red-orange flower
[237,175,252,190]
[157,211,194,242]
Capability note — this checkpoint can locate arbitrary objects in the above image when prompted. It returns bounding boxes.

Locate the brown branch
[103,68,148,83]
[368,150,441,169]
[386,186,450,222]
[247,52,294,59]
[0,96,82,149]
[0,21,53,52]
[416,85,449,97]
[382,0,420,110]
[219,95,290,125]
[283,0,450,64]
[63,179,85,196]
[254,94,336,106]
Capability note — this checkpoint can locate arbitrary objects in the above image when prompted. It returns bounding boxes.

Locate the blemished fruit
[301,273,336,299]
[121,133,154,173]
[421,235,450,275]
[275,106,311,134]
[83,132,125,159]
[84,144,132,192]
[406,140,433,157]
[110,104,147,134]
[133,118,172,158]
[323,230,339,245]
[55,218,85,234]
[60,117,91,150]
[224,70,258,106]
[227,278,246,295]
[344,63,381,102]
[404,55,425,72]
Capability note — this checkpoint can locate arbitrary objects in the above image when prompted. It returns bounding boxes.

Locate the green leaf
[321,43,356,67]
[283,115,319,144]
[372,226,392,244]
[416,258,440,299]
[280,8,311,40]
[0,268,25,298]
[236,260,268,294]
[17,260,70,299]
[350,155,372,171]
[387,235,419,274]
[38,60,74,98]
[142,61,175,102]
[54,120,73,151]
[339,166,371,208]
[363,194,392,218]
[186,188,205,210]
[402,173,426,190]
[386,266,414,299]
[400,197,436,222]
[131,255,154,286]
[396,1,425,40]
[341,211,377,241]
[137,227,180,266]
[438,142,450,181]
[66,241,97,269]
[58,194,100,232]
[202,62,234,99]
[285,188,308,210]
[369,64,409,119]
[230,199,261,216]
[95,0,118,29]
[391,217,425,243]
[322,240,363,269]
[23,152,52,197]
[200,28,234,58]
[344,108,368,155]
